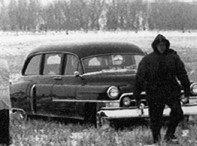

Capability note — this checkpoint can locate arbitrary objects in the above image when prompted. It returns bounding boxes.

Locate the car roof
[29,42,145,59]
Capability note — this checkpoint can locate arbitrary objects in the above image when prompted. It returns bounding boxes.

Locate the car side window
[64,54,81,75]
[43,54,61,75]
[25,55,41,75]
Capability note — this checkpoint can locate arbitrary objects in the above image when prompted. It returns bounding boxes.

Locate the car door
[51,53,84,119]
[32,53,63,116]
[22,54,43,114]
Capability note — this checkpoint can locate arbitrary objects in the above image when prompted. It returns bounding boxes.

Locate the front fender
[76,85,109,100]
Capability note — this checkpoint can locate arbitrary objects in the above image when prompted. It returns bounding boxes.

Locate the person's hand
[137,102,145,116]
[139,103,145,109]
[181,96,189,105]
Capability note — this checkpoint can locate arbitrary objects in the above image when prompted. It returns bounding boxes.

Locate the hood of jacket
[151,34,171,54]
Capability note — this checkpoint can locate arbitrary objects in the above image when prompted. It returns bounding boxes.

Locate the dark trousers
[148,97,184,143]
[0,109,10,145]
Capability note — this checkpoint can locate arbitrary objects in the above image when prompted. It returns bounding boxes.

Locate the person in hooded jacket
[133,34,190,143]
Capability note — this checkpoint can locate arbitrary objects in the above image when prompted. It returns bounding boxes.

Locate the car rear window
[82,54,143,73]
[25,55,41,75]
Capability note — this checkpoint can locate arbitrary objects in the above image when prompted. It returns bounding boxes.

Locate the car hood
[82,69,137,92]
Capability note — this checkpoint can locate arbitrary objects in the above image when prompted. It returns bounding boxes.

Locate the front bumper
[97,103,197,120]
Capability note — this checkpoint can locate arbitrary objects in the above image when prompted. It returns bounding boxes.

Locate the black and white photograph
[1,0,197,145]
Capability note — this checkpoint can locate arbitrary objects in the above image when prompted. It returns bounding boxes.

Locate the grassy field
[1,30,197,145]
[10,117,197,145]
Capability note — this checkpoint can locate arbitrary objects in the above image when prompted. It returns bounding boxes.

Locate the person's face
[156,42,167,54]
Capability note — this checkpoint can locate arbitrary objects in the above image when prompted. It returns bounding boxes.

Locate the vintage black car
[10,41,197,126]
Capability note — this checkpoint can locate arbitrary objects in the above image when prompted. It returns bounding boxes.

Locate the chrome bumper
[97,104,197,120]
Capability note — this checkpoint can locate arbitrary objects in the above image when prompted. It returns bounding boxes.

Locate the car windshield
[82,54,144,74]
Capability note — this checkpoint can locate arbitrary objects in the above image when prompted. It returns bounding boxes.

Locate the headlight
[190,83,197,95]
[122,96,131,107]
[107,86,119,99]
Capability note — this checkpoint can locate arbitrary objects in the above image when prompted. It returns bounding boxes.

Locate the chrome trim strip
[120,91,146,97]
[30,84,36,98]
[190,96,197,99]
[120,90,184,97]
[52,92,197,104]
[29,84,36,114]
[52,98,119,103]
[119,90,190,101]
[119,91,146,102]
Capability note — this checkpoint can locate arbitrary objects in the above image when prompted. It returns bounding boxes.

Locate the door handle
[53,76,62,80]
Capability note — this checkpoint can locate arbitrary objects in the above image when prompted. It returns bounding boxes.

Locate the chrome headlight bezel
[107,86,119,99]
[190,83,197,96]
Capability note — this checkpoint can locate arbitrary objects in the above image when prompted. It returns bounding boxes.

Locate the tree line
[0,0,197,32]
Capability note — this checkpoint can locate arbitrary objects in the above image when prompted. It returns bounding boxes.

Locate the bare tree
[27,0,40,31]
[88,0,104,30]
[0,0,9,30]
[1,0,197,31]
[8,0,18,30]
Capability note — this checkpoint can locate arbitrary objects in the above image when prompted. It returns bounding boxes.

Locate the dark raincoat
[134,34,190,103]
[133,34,191,143]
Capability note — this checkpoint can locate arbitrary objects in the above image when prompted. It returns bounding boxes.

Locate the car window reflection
[88,57,101,66]
[82,54,143,73]
[43,54,61,75]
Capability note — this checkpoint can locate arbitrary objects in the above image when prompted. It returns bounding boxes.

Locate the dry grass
[10,118,197,145]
